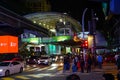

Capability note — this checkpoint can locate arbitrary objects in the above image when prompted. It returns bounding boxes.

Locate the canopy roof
[24,12,82,33]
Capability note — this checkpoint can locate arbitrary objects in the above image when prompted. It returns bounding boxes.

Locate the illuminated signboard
[29,38,39,44]
[77,32,89,39]
[0,35,18,53]
[22,36,72,44]
[52,36,71,42]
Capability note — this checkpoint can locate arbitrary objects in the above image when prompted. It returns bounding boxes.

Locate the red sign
[0,35,18,53]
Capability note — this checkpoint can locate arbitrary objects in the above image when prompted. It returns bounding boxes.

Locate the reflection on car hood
[0,66,8,69]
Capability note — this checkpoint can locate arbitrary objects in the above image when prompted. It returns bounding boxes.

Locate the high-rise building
[25,0,51,12]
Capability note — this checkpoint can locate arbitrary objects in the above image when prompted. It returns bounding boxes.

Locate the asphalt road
[0,63,118,80]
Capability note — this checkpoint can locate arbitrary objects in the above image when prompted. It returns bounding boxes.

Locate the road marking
[48,66,57,70]
[26,73,55,79]
[37,66,50,71]
[1,77,15,80]
[27,68,39,71]
[15,76,30,79]
[57,66,63,71]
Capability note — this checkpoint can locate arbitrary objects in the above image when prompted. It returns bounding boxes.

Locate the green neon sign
[22,36,72,44]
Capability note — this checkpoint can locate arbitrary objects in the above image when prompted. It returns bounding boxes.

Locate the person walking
[63,55,68,73]
[71,56,77,72]
[86,54,92,73]
[97,54,103,69]
[80,55,85,73]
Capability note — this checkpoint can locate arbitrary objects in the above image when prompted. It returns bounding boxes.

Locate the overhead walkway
[0,6,49,36]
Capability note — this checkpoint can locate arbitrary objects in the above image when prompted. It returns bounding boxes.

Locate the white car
[37,56,52,65]
[0,61,24,77]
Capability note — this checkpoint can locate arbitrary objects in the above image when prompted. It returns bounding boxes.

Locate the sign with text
[0,35,18,53]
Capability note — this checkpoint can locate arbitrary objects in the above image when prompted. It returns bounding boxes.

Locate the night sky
[0,0,108,31]
[50,0,105,20]
[49,0,107,30]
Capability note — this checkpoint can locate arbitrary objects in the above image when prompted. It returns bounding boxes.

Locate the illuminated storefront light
[88,35,93,48]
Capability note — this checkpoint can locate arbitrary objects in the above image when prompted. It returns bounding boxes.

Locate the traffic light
[81,40,88,48]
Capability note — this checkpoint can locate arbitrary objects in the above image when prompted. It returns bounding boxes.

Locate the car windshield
[40,57,49,59]
[30,56,38,59]
[0,62,10,66]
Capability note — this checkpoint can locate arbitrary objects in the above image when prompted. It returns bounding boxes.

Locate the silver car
[37,56,52,65]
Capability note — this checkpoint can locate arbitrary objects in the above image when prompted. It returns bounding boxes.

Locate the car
[26,56,38,64]
[0,61,24,77]
[11,57,24,62]
[37,55,52,65]
[3,57,24,62]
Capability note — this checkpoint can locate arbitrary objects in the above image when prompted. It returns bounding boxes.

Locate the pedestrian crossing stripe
[15,76,30,79]
[57,66,63,71]
[48,66,57,70]
[25,66,50,72]
[1,77,15,80]
[26,67,39,71]
[37,66,50,71]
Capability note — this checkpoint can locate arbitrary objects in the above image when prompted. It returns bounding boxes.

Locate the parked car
[37,55,52,65]
[0,61,24,77]
[3,57,24,62]
[26,56,38,64]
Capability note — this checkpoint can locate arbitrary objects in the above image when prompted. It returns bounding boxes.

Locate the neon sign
[0,35,18,53]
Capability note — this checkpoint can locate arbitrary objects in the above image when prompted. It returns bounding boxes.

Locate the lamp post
[91,9,96,54]
[82,8,88,40]
[82,8,88,61]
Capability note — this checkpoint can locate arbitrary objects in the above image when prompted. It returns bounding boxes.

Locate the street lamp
[81,8,88,61]
[82,8,88,40]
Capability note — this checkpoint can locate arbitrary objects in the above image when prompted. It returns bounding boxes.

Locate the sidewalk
[54,63,118,80]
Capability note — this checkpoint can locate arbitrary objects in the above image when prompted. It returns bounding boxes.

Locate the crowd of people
[63,52,120,80]
[63,53,103,73]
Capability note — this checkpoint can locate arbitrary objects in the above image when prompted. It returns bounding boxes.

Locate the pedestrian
[97,54,103,69]
[86,54,92,73]
[63,55,68,73]
[80,55,85,73]
[72,57,77,72]
[77,60,81,71]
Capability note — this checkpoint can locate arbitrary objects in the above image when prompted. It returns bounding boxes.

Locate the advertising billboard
[0,35,18,53]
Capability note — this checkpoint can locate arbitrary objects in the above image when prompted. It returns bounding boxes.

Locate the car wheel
[19,67,23,73]
[5,70,10,76]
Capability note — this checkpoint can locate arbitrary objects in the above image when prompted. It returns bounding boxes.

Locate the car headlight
[60,56,63,59]
[0,69,3,72]
[38,60,40,62]
[45,60,48,62]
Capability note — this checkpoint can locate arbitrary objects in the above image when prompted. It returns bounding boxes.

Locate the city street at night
[0,0,120,80]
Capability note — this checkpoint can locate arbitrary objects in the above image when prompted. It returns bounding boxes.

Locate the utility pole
[91,9,96,54]
[82,8,88,61]
[82,8,88,40]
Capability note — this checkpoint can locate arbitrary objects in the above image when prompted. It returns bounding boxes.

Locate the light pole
[82,8,88,61]
[82,8,88,40]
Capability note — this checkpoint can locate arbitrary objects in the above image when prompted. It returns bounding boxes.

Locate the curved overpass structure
[24,12,82,34]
